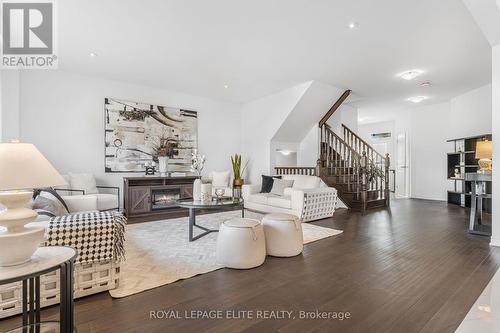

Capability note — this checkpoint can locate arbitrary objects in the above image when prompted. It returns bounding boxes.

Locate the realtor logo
[1,0,57,68]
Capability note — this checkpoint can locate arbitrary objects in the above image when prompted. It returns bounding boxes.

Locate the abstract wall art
[104,98,198,173]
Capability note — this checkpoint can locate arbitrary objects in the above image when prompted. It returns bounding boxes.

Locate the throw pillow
[212,170,231,187]
[270,179,294,196]
[260,175,282,193]
[32,188,70,217]
[68,172,98,195]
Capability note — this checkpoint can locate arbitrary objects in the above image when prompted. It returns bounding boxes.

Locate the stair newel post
[360,151,368,213]
[385,153,391,207]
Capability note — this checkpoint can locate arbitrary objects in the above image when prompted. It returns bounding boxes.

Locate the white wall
[492,45,500,246]
[409,103,451,200]
[296,104,358,167]
[17,70,242,194]
[241,82,310,183]
[297,126,319,166]
[1,70,20,142]
[358,84,492,201]
[275,151,297,167]
[327,104,358,137]
[450,84,492,138]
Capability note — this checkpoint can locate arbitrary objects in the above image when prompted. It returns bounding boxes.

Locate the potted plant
[155,136,178,174]
[366,159,385,182]
[231,154,248,187]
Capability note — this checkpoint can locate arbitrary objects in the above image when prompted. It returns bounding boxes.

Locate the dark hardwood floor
[1,199,498,333]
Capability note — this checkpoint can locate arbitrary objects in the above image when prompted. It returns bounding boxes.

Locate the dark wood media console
[123,175,198,223]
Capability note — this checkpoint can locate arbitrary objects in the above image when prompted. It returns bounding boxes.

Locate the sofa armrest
[291,187,338,215]
[242,184,260,200]
[62,195,98,213]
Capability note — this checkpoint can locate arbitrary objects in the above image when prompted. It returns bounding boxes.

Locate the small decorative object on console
[144,161,156,175]
[214,188,225,200]
[200,183,212,202]
[191,150,206,201]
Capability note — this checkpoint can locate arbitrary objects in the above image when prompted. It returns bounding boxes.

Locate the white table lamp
[476,140,492,173]
[0,142,67,266]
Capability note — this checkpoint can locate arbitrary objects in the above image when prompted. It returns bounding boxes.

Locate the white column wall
[491,45,500,246]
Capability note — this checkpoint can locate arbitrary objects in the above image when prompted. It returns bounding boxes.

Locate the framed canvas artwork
[105,98,198,173]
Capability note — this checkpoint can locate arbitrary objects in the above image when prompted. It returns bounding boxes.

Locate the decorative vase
[193,178,202,201]
[200,183,212,202]
[158,156,168,174]
[233,178,244,187]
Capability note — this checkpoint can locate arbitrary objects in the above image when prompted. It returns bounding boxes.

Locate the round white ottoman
[216,218,266,269]
[262,213,303,257]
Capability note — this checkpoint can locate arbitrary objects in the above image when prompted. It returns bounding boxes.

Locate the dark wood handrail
[318,90,352,128]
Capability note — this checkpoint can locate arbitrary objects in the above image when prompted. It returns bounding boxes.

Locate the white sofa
[242,175,338,222]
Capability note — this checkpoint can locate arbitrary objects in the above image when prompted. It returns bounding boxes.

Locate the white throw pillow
[212,170,230,188]
[283,175,321,189]
[68,173,98,195]
[270,179,294,196]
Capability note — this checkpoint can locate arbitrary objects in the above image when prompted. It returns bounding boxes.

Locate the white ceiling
[58,0,491,107]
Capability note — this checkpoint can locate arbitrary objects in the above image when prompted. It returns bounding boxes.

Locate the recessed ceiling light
[407,96,428,103]
[347,22,359,29]
[89,52,98,57]
[420,81,431,87]
[398,70,424,80]
[223,84,229,89]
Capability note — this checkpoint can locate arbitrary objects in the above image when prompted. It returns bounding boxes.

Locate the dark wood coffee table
[177,198,245,241]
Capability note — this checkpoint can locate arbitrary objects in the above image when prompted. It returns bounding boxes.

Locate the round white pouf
[216,218,266,269]
[262,213,303,257]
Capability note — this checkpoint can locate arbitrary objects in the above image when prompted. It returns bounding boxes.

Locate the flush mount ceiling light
[347,22,359,29]
[407,96,428,103]
[398,70,424,80]
[223,84,229,89]
[89,52,98,57]
[420,81,431,87]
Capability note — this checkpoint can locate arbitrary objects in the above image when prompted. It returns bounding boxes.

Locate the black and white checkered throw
[45,211,127,264]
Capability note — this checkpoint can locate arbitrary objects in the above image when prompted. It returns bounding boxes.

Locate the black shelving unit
[447,134,492,212]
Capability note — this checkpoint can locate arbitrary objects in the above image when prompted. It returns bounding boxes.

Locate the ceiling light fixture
[347,22,358,29]
[89,52,98,57]
[420,81,431,87]
[398,70,424,80]
[407,96,428,103]
[223,84,229,89]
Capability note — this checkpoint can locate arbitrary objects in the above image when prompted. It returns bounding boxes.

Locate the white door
[396,132,409,198]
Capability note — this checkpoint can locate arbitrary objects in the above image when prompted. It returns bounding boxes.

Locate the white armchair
[242,175,337,222]
[55,173,119,211]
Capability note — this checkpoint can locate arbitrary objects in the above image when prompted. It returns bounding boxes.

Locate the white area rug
[110,211,342,298]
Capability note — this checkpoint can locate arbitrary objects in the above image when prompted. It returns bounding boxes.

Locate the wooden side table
[0,246,77,333]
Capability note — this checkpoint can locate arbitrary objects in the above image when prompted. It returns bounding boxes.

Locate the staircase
[318,123,390,212]
[275,90,390,212]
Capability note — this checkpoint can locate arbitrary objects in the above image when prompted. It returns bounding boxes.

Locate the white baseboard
[490,238,500,247]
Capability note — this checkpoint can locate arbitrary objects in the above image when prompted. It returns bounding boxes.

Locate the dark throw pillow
[260,175,282,193]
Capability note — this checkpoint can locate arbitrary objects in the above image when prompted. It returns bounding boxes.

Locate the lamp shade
[0,143,67,191]
[476,140,492,160]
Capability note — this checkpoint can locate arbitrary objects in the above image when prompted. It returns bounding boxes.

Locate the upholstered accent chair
[56,173,120,212]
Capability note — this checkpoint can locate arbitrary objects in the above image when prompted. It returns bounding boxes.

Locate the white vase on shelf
[193,178,202,201]
[158,156,168,174]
